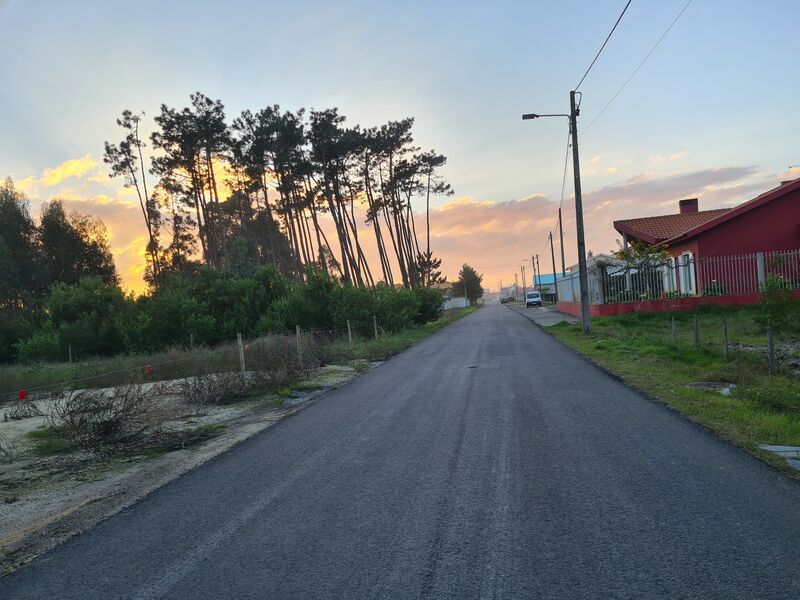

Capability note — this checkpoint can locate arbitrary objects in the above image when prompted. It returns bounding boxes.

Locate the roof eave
[613,221,660,245]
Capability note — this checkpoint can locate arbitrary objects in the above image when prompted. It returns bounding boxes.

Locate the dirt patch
[0,362,372,575]
[732,341,800,377]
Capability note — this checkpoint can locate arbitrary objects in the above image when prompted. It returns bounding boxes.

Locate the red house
[613,178,800,296]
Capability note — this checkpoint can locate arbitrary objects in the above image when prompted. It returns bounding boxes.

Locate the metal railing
[556,249,800,305]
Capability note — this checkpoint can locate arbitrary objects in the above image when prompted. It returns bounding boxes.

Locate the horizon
[2,0,799,293]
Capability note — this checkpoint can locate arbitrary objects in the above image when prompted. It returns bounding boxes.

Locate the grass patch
[26,427,78,456]
[350,306,479,361]
[547,307,800,473]
[192,423,227,435]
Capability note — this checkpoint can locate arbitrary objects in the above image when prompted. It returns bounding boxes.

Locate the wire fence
[557,249,800,305]
[0,316,391,406]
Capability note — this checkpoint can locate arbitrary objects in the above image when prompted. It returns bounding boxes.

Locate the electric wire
[583,0,694,134]
[575,0,634,90]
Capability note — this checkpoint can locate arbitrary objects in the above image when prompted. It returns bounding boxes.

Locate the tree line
[0,95,459,363]
[104,93,452,289]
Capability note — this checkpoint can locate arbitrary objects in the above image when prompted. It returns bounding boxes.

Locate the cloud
[40,154,97,186]
[649,152,686,165]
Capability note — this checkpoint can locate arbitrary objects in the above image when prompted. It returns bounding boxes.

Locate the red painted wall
[695,188,800,256]
[557,290,800,317]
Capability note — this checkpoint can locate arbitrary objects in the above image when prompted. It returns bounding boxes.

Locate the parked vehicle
[500,296,516,304]
[526,290,542,307]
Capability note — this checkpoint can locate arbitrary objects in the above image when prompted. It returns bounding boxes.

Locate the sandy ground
[0,363,370,574]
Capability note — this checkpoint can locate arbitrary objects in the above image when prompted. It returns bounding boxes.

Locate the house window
[678,252,696,295]
[662,257,676,294]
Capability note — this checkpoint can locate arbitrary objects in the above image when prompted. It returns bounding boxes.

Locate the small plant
[0,431,18,462]
[352,360,370,373]
[26,428,78,456]
[178,372,249,406]
[702,281,727,296]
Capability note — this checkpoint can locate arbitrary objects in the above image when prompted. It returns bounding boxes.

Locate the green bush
[15,331,61,363]
[412,287,444,325]
[331,285,376,335]
[373,285,420,333]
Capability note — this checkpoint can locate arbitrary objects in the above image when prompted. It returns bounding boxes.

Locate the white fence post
[756,252,766,287]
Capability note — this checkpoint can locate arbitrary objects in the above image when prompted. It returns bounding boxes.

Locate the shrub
[412,287,444,325]
[47,383,168,450]
[331,285,375,335]
[178,372,250,406]
[373,285,420,333]
[15,331,61,363]
[46,277,132,357]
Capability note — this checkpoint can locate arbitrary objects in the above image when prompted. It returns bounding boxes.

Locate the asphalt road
[4,304,800,599]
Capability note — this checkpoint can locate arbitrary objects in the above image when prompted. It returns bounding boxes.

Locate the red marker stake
[19,390,26,401]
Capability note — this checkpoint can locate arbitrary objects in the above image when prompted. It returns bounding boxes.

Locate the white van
[525,290,542,307]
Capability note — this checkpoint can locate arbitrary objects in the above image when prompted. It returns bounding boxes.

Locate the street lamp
[521,91,591,333]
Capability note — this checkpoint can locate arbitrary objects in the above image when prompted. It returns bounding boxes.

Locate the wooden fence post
[296,325,303,367]
[767,327,775,374]
[347,319,353,350]
[722,318,729,359]
[68,344,72,365]
[237,333,246,374]
[373,316,378,341]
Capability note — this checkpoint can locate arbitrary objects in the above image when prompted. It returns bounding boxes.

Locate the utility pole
[569,90,591,333]
[558,207,566,277]
[535,255,542,294]
[520,265,527,298]
[500,279,503,301]
[514,273,519,301]
[549,230,559,302]
[522,95,590,332]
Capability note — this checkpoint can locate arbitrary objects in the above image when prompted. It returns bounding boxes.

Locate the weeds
[26,428,78,456]
[46,383,170,452]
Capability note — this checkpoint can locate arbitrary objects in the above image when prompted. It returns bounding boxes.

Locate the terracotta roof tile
[614,209,731,243]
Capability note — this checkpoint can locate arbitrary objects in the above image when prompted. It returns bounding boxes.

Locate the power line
[575,0,634,90]
[583,0,694,133]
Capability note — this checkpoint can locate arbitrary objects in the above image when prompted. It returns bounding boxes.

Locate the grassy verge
[1,306,479,404]
[546,306,800,474]
[349,305,480,361]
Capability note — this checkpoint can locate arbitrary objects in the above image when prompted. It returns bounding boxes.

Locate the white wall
[443,297,469,310]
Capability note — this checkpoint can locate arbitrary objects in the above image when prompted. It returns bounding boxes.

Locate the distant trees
[104,93,452,290]
[0,179,119,360]
[452,264,484,305]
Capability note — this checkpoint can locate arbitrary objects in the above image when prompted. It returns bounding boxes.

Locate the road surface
[4,304,800,599]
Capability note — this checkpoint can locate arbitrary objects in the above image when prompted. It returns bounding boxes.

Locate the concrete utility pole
[522,91,591,333]
[514,273,519,301]
[535,254,542,294]
[558,208,566,277]
[520,265,527,298]
[549,231,559,302]
[569,91,591,333]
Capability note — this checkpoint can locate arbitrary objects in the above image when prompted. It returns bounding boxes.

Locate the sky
[2,0,799,293]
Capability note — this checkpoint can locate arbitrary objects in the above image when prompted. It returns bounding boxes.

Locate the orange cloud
[41,154,97,186]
